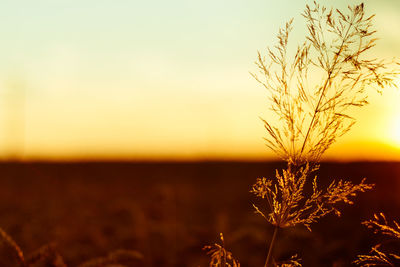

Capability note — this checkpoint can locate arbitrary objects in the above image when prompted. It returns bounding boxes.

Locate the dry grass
[252,2,398,166]
[0,1,398,267]
[354,213,400,266]
[205,1,399,266]
[0,161,399,266]
[0,225,143,267]
[252,2,398,265]
[0,226,25,266]
[0,226,68,267]
[251,164,373,231]
[203,234,240,267]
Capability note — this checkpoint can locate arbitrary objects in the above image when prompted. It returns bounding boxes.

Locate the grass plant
[0,226,142,267]
[0,1,398,267]
[206,1,398,266]
[252,2,398,266]
[354,213,400,266]
[203,234,240,267]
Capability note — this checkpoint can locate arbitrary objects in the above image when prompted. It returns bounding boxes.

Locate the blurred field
[0,161,399,266]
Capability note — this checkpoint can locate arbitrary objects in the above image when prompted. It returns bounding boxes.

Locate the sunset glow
[0,0,399,161]
[2,2,400,266]
[390,114,400,147]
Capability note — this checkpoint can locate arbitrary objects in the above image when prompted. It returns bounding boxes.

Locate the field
[0,161,399,266]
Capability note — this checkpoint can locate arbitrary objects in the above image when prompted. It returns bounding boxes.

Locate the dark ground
[0,161,399,266]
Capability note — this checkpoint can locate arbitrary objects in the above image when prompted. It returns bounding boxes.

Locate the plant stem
[265,226,279,267]
[299,17,355,160]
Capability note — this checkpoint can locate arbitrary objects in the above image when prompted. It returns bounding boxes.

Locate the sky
[0,0,399,161]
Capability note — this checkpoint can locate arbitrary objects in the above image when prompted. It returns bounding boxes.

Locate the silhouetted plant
[195,0,400,265]
[0,227,25,266]
[251,165,372,231]
[0,226,144,267]
[203,233,240,267]
[252,3,398,166]
[272,254,302,267]
[0,227,67,267]
[250,2,398,266]
[354,213,400,266]
[228,1,400,267]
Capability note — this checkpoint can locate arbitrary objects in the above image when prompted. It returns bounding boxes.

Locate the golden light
[391,115,400,147]
[391,78,400,147]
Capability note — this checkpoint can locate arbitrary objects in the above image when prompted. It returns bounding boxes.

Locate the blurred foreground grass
[0,161,399,266]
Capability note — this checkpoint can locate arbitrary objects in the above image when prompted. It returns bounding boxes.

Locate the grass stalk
[265,226,278,267]
[299,18,355,160]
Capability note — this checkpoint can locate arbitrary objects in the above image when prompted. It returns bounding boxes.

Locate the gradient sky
[0,0,399,161]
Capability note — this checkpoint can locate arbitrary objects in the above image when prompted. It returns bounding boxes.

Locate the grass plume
[0,227,68,267]
[203,233,240,267]
[354,213,400,266]
[250,2,398,266]
[251,164,373,231]
[0,225,142,267]
[252,2,398,166]
[204,1,398,266]
[0,227,25,266]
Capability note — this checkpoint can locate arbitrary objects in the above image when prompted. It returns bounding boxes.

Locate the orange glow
[0,1,398,162]
[389,114,400,147]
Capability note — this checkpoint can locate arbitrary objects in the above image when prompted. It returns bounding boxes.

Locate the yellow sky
[0,0,399,161]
